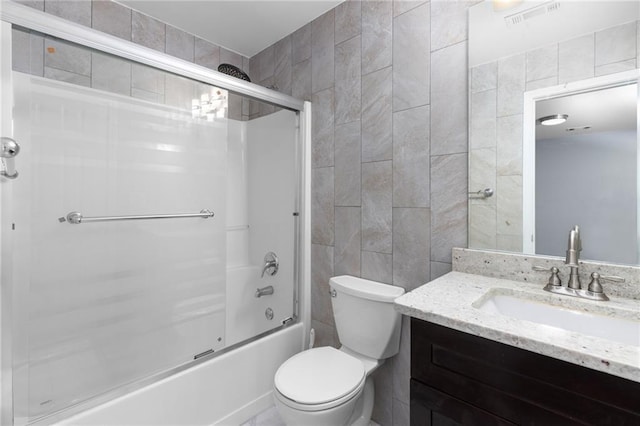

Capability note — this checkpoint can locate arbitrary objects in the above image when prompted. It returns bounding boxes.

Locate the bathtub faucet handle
[261,251,279,278]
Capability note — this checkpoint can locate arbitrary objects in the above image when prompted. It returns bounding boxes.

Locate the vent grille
[505,1,560,26]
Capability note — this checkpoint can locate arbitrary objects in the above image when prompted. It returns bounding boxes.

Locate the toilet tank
[330,275,405,359]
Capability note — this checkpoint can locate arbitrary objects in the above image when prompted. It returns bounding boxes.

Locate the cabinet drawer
[411,318,640,425]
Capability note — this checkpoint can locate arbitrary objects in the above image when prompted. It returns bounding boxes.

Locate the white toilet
[273,275,405,426]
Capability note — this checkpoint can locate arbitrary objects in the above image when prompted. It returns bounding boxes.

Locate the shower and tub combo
[0,2,311,425]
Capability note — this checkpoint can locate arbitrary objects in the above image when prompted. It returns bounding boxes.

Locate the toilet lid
[274,347,365,405]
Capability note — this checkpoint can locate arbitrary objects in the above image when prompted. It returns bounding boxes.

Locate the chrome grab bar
[59,209,214,224]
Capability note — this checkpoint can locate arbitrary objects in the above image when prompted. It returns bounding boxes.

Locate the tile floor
[241,405,381,426]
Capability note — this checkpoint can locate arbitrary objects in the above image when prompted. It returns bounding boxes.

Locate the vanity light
[537,114,568,126]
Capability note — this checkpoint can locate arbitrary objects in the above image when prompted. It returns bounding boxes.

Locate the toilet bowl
[273,275,404,426]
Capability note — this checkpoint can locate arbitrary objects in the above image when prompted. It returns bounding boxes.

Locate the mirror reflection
[534,83,638,264]
[468,0,640,265]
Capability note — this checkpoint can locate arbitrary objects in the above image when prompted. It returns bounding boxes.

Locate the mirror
[468,0,640,265]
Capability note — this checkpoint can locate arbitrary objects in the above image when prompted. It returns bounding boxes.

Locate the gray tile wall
[469,20,640,253]
[250,1,477,424]
[11,0,251,120]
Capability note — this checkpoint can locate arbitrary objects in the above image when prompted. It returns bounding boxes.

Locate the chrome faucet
[565,225,582,290]
[261,251,279,278]
[532,225,625,301]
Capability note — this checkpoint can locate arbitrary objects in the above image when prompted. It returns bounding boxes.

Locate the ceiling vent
[505,1,560,26]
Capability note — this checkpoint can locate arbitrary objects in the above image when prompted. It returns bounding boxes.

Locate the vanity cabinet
[410,318,640,425]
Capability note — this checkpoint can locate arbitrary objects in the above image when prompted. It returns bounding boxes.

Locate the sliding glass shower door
[10,70,228,421]
[1,21,302,424]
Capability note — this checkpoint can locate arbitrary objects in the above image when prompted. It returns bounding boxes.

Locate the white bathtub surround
[56,324,303,425]
[394,270,640,383]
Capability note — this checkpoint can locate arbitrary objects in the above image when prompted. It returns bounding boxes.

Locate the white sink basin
[474,290,640,347]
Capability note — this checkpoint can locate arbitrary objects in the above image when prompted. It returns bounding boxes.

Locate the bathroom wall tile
[44,38,91,76]
[595,59,637,77]
[392,315,411,410]
[311,10,335,93]
[595,21,637,66]
[559,34,594,84]
[362,0,393,75]
[311,88,334,168]
[526,44,558,82]
[430,0,469,51]
[393,0,427,17]
[393,208,430,291]
[220,48,244,70]
[469,204,497,249]
[431,261,452,280]
[431,41,468,156]
[497,175,522,236]
[392,398,410,426]
[92,0,131,41]
[292,59,312,101]
[14,0,44,11]
[335,0,361,45]
[497,114,523,176]
[393,2,430,111]
[311,167,335,246]
[12,28,44,76]
[132,11,165,53]
[470,89,496,150]
[335,121,361,206]
[431,153,468,263]
[165,26,195,62]
[525,76,558,91]
[362,66,393,162]
[361,251,393,285]
[91,53,131,96]
[45,0,91,26]
[471,61,497,93]
[335,36,361,125]
[335,207,361,276]
[255,44,275,83]
[228,93,243,122]
[372,362,393,426]
[195,38,220,71]
[311,244,335,326]
[292,23,311,65]
[497,53,525,117]
[44,66,90,87]
[311,319,339,349]
[469,148,496,206]
[393,105,430,207]
[497,234,522,252]
[274,36,292,96]
[362,161,393,253]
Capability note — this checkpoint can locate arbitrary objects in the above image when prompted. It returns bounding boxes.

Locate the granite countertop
[394,271,640,383]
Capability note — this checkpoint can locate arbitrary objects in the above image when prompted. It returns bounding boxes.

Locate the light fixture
[536,114,568,126]
[492,0,523,12]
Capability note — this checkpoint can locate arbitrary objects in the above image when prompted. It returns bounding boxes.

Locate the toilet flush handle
[329,288,337,297]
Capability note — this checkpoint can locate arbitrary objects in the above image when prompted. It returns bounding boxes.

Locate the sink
[474,289,640,346]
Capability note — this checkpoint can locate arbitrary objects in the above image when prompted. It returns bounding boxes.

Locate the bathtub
[56,323,303,425]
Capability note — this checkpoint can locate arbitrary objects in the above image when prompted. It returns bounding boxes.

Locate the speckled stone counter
[394,271,640,383]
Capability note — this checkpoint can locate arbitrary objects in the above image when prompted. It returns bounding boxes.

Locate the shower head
[218,63,251,82]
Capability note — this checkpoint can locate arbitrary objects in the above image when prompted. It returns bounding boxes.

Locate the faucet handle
[532,265,562,287]
[588,272,624,292]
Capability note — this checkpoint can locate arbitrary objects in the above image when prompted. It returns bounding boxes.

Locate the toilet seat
[274,347,366,411]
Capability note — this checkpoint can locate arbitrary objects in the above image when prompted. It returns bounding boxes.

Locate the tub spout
[255,285,274,298]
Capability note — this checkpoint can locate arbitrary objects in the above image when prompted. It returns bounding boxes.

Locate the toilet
[273,275,405,426]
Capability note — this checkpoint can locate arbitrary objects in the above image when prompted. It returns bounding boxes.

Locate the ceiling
[118,0,344,58]
[536,83,638,140]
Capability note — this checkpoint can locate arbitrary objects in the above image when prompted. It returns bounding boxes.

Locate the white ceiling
[118,0,344,58]
[536,83,638,140]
